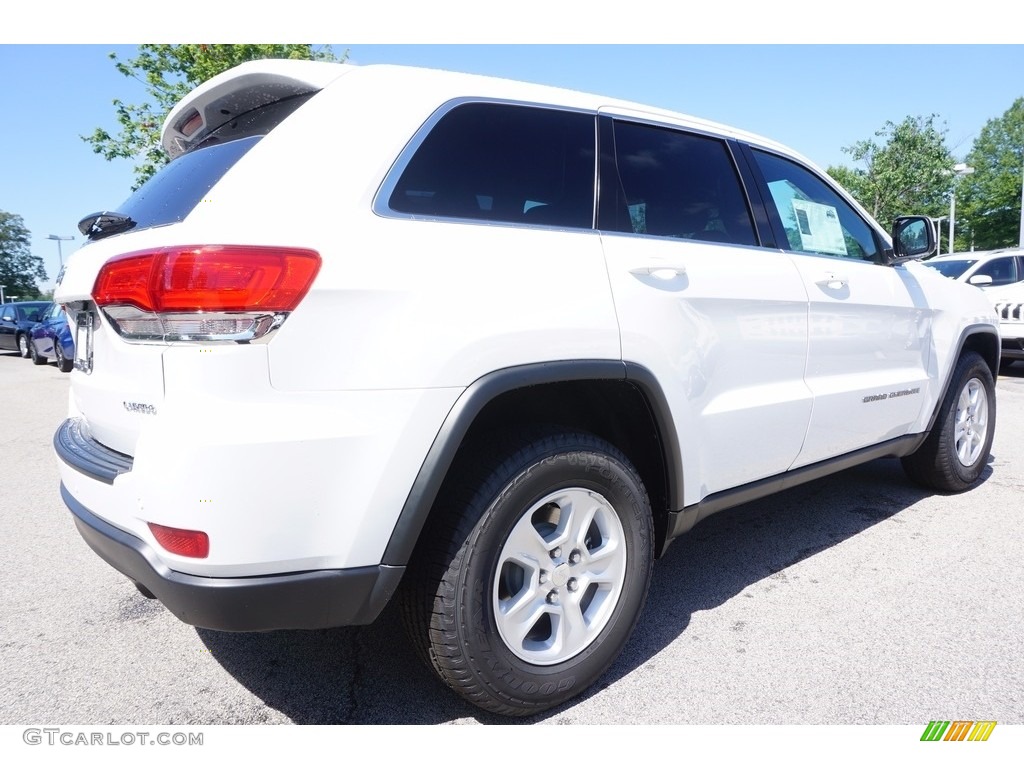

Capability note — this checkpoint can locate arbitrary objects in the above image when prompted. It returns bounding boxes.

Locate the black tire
[400,429,654,717]
[55,342,73,373]
[17,333,31,359]
[29,338,46,365]
[902,351,995,492]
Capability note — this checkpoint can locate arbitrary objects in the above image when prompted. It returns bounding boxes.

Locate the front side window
[606,120,757,246]
[972,257,1018,286]
[388,102,595,228]
[751,149,881,262]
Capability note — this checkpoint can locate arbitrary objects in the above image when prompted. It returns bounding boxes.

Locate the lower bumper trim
[61,484,403,631]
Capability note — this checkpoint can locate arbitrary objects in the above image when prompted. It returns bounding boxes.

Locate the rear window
[104,94,315,235]
[114,137,260,232]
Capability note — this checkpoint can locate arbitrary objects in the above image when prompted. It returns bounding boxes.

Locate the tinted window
[926,259,976,279]
[389,103,595,228]
[14,302,50,322]
[109,94,315,236]
[606,121,756,246]
[115,137,260,233]
[752,150,881,262]
[972,256,1018,286]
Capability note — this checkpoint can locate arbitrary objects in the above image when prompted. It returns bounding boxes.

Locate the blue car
[29,303,74,372]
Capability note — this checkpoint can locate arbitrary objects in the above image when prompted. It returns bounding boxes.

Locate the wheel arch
[382,360,683,566]
[924,325,1000,434]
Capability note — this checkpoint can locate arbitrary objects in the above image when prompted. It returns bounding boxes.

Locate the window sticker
[790,199,847,256]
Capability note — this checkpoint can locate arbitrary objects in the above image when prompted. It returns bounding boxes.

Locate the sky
[2,36,1023,293]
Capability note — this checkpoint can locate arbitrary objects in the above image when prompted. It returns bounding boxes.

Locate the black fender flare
[381,360,683,566]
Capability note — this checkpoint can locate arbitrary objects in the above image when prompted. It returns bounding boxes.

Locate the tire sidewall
[454,442,652,709]
[942,358,995,486]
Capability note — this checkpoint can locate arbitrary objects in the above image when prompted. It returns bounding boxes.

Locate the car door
[597,114,812,502]
[0,304,16,351]
[744,147,934,467]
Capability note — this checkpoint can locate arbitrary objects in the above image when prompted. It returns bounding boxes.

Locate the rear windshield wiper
[78,211,137,241]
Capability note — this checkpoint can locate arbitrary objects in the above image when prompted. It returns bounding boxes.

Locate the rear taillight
[92,245,320,342]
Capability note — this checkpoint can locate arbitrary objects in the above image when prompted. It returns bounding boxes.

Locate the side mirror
[891,215,936,263]
[968,274,993,287]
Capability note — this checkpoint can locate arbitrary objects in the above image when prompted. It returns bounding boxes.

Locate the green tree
[84,44,343,189]
[0,211,47,300]
[827,115,955,236]
[957,97,1024,251]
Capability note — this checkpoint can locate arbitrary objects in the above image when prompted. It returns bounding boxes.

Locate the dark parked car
[29,302,74,372]
[0,301,52,358]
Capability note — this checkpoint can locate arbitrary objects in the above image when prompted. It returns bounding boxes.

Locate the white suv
[54,60,1000,717]
[924,248,1024,288]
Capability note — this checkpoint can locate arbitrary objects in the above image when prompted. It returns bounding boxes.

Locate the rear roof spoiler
[161,60,352,160]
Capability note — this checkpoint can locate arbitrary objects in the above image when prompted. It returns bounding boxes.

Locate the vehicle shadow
[196,456,993,724]
[999,360,1024,378]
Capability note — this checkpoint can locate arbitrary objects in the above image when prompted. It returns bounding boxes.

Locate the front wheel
[902,351,995,492]
[401,430,654,716]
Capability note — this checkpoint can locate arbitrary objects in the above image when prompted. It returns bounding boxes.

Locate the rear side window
[606,121,757,246]
[388,102,596,228]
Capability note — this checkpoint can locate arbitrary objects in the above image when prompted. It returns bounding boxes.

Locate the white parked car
[987,281,1024,365]
[923,248,1024,289]
[54,60,1000,716]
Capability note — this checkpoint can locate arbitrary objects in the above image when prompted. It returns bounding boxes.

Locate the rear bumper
[62,484,404,631]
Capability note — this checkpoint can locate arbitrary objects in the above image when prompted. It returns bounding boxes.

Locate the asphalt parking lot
[1,350,1022,726]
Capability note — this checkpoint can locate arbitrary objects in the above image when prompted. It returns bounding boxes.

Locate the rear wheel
[17,334,31,358]
[401,429,654,716]
[902,351,995,492]
[29,338,46,365]
[55,342,73,373]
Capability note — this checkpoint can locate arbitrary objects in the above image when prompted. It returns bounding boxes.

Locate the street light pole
[0,285,5,304]
[948,163,974,255]
[1019,156,1024,248]
[931,216,947,256]
[46,234,75,269]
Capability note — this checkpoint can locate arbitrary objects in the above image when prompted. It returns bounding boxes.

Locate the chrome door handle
[630,264,687,280]
[816,274,848,290]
